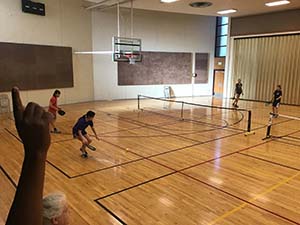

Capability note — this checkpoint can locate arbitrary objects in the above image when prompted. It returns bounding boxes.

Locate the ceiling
[85,0,300,17]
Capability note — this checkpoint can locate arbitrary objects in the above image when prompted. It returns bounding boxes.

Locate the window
[215,17,228,57]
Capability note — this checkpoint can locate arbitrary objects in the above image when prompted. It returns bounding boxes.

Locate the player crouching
[72,111,100,158]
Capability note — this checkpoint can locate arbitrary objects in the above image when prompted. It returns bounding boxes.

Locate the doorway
[213,70,224,96]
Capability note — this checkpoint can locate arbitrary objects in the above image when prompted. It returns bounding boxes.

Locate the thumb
[11,87,24,130]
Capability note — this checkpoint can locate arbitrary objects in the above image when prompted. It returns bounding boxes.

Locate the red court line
[96,138,271,199]
[99,119,182,136]
[181,172,300,225]
[96,140,300,225]
[97,129,300,224]
[273,139,300,147]
[97,110,226,143]
[238,152,300,171]
[87,119,290,178]
[72,131,244,178]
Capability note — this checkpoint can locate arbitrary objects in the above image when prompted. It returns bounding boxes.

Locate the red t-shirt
[48,96,58,114]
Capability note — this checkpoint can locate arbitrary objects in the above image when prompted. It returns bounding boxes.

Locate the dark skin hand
[6,87,52,225]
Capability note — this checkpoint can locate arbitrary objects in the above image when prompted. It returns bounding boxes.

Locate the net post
[263,112,274,140]
[244,110,255,136]
[138,94,140,110]
[247,110,252,132]
[181,102,184,120]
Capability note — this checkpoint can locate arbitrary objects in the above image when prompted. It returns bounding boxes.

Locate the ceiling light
[217,9,237,15]
[265,0,290,7]
[189,2,213,8]
[160,0,178,3]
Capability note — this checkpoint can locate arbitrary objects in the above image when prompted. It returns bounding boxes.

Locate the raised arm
[6,87,51,225]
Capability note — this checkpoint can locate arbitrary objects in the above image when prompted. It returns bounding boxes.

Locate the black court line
[181,172,300,225]
[142,108,250,134]
[6,111,299,223]
[0,164,17,188]
[147,130,244,159]
[3,109,293,181]
[100,119,183,135]
[96,141,300,225]
[5,128,22,142]
[119,117,202,143]
[56,119,191,140]
[287,135,300,140]
[45,160,71,178]
[238,152,300,171]
[96,130,300,224]
[143,108,231,128]
[100,141,300,225]
[51,138,75,144]
[5,127,74,145]
[4,128,72,179]
[100,126,232,139]
[247,118,293,132]
[95,140,271,201]
[76,124,299,179]
[96,171,177,201]
[75,117,294,178]
[95,200,127,225]
[71,157,145,179]
[273,139,300,147]
[78,130,244,179]
[98,108,293,142]
[99,111,226,143]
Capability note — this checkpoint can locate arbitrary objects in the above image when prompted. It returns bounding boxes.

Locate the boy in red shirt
[48,90,61,133]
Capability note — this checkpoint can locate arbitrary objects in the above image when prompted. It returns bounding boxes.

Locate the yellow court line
[208,171,300,225]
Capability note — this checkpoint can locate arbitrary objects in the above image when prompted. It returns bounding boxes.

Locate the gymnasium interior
[0,0,300,224]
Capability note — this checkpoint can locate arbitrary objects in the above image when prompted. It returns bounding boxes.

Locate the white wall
[0,0,94,107]
[92,9,216,100]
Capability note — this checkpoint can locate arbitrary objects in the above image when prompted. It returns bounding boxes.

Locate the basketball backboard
[113,36,142,63]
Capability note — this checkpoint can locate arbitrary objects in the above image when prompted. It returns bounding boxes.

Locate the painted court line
[207,171,300,225]
[97,129,300,224]
[273,139,300,147]
[95,201,127,225]
[238,152,300,171]
[0,164,17,188]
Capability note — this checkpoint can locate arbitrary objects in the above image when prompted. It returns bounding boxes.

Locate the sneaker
[80,148,88,158]
[86,145,96,151]
[81,152,88,158]
[51,128,61,134]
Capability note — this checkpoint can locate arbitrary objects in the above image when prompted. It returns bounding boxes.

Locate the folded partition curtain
[231,34,300,105]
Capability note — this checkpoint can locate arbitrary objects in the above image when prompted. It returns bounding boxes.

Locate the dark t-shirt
[235,83,243,94]
[72,115,93,135]
[273,90,282,102]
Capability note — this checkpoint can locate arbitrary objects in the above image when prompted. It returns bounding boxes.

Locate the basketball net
[129,56,136,65]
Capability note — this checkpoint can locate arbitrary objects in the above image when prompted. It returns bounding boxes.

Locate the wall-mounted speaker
[22,0,45,16]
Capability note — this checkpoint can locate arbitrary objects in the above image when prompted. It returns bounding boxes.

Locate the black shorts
[73,130,87,138]
[235,92,242,97]
[272,101,280,108]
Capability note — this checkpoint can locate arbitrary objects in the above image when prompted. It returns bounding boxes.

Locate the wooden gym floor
[1,96,300,225]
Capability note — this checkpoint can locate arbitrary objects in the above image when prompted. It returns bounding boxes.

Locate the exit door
[213,70,224,96]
